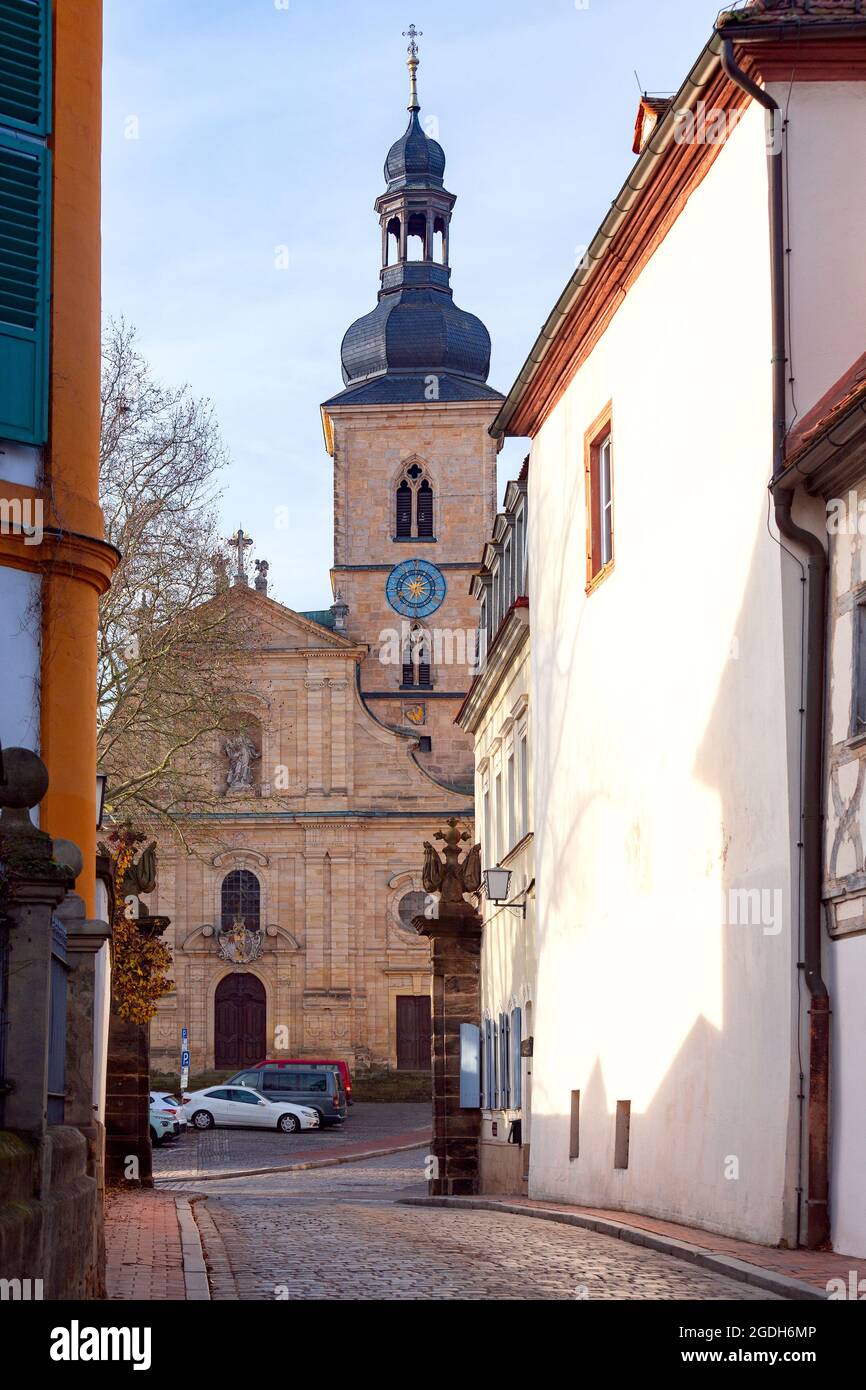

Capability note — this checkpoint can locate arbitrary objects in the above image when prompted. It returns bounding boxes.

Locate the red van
[254,1058,353,1105]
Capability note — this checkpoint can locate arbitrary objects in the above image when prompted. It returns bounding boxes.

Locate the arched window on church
[221,869,261,930]
[394,462,434,540]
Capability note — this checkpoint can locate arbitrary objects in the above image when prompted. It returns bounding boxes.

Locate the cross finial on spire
[402,24,422,111]
[227,526,253,587]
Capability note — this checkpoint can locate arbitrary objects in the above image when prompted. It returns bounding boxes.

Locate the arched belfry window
[394,461,435,541]
[221,870,261,930]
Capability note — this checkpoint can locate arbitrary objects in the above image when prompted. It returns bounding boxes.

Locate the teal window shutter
[0,0,52,135]
[0,0,51,444]
[0,128,50,443]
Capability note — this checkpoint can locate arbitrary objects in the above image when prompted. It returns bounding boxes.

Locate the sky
[102,0,723,610]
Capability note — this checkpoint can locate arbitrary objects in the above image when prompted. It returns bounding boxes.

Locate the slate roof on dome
[384,111,446,190]
[323,373,504,408]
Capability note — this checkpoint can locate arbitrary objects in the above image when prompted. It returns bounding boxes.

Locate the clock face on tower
[385,558,447,619]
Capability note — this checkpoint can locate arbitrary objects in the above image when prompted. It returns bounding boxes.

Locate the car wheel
[277,1113,300,1134]
[149,1126,161,1146]
[191,1110,214,1130]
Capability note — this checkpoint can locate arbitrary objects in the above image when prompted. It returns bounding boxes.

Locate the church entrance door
[396,995,431,1070]
[214,973,266,1069]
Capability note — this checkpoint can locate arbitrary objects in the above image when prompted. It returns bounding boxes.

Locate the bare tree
[97,318,260,839]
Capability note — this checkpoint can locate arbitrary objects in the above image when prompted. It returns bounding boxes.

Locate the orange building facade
[0,0,116,908]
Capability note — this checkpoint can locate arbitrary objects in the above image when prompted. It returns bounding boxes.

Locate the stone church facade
[149,36,502,1075]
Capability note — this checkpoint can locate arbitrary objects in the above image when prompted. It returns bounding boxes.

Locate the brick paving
[105,1188,186,1301]
[188,1151,779,1301]
[153,1101,431,1180]
[473,1196,860,1295]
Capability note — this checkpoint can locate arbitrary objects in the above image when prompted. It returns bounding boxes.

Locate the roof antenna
[634,69,644,97]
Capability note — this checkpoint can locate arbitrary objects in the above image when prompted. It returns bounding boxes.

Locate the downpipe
[721,38,831,1250]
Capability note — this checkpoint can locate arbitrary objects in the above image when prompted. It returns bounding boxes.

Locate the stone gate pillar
[414,818,483,1196]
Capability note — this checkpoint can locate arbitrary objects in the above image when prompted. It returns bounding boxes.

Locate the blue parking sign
[181,1051,190,1067]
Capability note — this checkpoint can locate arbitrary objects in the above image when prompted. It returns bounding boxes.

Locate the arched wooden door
[214,973,266,1069]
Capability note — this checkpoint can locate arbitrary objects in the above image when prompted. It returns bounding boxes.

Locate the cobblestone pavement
[153,1101,431,1179]
[182,1151,780,1301]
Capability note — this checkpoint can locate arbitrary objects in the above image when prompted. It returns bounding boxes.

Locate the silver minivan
[228,1062,347,1126]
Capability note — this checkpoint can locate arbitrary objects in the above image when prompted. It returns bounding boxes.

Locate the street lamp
[96,771,108,830]
[483,865,512,903]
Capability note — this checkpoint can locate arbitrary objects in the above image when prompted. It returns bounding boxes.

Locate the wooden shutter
[500,1012,510,1108]
[395,481,412,537]
[0,0,51,135]
[0,129,50,442]
[483,1018,493,1108]
[416,480,433,537]
[511,1006,522,1109]
[459,1023,480,1108]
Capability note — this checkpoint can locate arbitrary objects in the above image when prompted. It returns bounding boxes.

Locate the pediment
[217,585,361,652]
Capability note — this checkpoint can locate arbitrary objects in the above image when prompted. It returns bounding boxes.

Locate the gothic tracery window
[394,462,434,540]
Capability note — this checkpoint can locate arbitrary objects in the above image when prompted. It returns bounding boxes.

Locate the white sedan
[181,1085,320,1135]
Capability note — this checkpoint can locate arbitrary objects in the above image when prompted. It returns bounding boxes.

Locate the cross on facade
[227,527,253,587]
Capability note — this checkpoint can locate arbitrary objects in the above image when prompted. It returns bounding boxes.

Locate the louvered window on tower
[0,0,52,446]
[416,480,433,537]
[396,481,412,537]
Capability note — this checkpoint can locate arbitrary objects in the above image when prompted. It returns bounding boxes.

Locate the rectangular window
[519,732,529,839]
[585,404,614,590]
[569,1090,581,1160]
[614,1099,631,1169]
[852,598,866,737]
[483,786,491,867]
[506,752,515,852]
[503,539,512,614]
[494,772,502,863]
[515,506,525,596]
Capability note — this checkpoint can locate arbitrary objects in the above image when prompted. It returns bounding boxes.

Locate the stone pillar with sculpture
[414,818,482,1196]
[102,832,171,1187]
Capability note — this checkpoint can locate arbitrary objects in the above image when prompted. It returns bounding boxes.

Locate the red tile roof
[786,349,866,460]
[721,1,866,25]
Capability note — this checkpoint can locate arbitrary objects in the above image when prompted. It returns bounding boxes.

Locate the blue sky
[102,0,719,609]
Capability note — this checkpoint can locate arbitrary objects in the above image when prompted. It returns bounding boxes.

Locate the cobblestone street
[179,1151,780,1301]
[153,1103,431,1180]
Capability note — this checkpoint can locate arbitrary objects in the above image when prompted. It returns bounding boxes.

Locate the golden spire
[403,23,422,112]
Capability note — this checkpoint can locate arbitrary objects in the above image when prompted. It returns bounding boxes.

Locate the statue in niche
[224,732,260,790]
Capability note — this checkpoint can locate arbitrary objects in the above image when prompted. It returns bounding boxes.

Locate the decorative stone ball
[53,838,84,879]
[201,924,214,937]
[0,747,50,810]
[266,924,278,937]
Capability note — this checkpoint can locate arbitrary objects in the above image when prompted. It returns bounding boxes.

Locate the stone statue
[422,817,482,916]
[224,732,260,790]
[120,839,158,897]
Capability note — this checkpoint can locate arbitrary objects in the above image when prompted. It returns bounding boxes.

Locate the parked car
[227,1062,347,1126]
[149,1102,179,1146]
[181,1085,320,1134]
[150,1091,187,1132]
[253,1057,354,1105]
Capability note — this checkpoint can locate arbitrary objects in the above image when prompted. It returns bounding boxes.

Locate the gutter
[720,39,830,1253]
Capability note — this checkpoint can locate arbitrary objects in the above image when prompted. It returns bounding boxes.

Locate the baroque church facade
[149,37,502,1075]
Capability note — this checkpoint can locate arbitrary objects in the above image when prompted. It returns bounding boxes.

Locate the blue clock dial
[385,558,447,619]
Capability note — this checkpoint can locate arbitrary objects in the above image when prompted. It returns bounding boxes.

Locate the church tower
[321,27,503,788]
